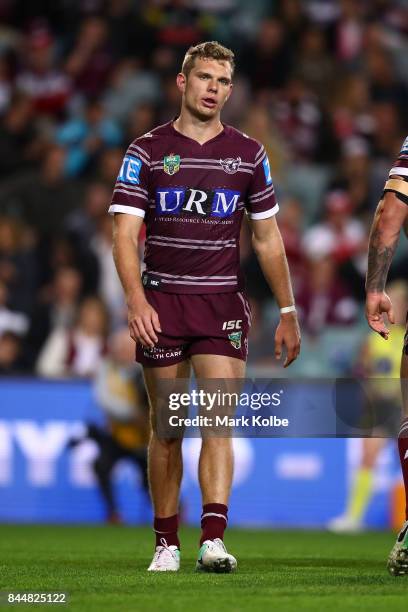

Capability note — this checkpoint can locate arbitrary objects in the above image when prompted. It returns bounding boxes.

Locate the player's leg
[93,436,122,524]
[191,353,245,572]
[144,360,190,571]
[388,334,408,575]
[328,437,386,533]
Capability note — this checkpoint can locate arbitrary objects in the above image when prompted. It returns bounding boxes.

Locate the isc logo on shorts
[222,319,242,330]
[155,187,240,218]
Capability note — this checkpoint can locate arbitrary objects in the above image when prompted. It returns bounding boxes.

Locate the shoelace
[154,538,178,566]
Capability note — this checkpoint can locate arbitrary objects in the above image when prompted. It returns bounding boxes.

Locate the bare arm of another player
[249,215,301,367]
[365,190,408,338]
[112,213,161,347]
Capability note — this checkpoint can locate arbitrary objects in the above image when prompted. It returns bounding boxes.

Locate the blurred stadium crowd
[0,0,407,377]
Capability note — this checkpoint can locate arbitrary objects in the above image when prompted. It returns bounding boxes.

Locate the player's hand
[275,312,301,368]
[365,291,395,339]
[127,296,162,348]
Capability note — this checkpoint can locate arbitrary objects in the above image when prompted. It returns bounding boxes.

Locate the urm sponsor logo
[155,187,240,219]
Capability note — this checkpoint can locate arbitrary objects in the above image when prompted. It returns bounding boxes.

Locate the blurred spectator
[277,0,308,48]
[335,0,365,65]
[125,104,157,143]
[0,146,83,236]
[103,59,160,125]
[65,181,112,247]
[331,74,375,143]
[295,26,335,101]
[97,148,124,185]
[0,280,28,337]
[296,256,358,335]
[16,25,70,119]
[0,331,24,375]
[240,18,292,92]
[26,266,83,366]
[366,46,408,128]
[273,77,338,163]
[90,216,126,328]
[302,190,366,263]
[276,197,306,292]
[67,327,150,523]
[36,296,109,379]
[65,16,113,99]
[240,103,289,183]
[145,1,204,50]
[0,216,38,313]
[0,92,44,180]
[330,138,372,216]
[0,56,12,114]
[56,98,122,177]
[92,328,149,522]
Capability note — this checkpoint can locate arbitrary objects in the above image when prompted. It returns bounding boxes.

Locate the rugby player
[110,41,301,572]
[365,135,408,576]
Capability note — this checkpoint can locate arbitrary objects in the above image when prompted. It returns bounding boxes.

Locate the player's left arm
[249,215,301,367]
[366,176,408,338]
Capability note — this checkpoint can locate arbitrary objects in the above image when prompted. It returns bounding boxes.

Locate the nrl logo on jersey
[163,154,180,175]
[220,157,241,174]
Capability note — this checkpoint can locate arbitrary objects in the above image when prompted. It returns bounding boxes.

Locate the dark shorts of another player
[136,289,252,367]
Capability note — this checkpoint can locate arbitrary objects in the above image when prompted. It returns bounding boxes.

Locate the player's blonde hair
[181,41,235,77]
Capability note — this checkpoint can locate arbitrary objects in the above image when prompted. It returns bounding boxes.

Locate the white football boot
[327,514,363,533]
[147,538,180,572]
[196,538,237,573]
[388,520,408,576]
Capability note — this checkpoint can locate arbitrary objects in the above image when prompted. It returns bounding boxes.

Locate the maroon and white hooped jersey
[389,136,408,180]
[109,121,279,294]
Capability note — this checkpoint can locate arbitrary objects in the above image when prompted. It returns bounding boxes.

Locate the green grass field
[1,525,407,611]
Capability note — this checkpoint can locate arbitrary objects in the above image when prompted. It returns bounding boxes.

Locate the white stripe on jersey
[150,164,253,174]
[150,158,255,168]
[147,270,237,280]
[128,144,150,164]
[147,235,235,245]
[161,279,237,286]
[147,240,236,251]
[114,188,148,200]
[255,145,265,161]
[115,183,148,195]
[249,188,276,204]
[249,184,275,200]
[254,152,267,167]
[238,291,252,325]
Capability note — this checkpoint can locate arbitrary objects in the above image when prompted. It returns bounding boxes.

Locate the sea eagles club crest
[220,157,241,174]
[163,154,180,175]
[228,331,242,350]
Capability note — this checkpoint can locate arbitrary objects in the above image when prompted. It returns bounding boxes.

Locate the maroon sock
[200,503,228,546]
[154,514,180,548]
[398,418,408,520]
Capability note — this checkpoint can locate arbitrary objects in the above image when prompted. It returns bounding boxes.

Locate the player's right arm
[365,139,408,338]
[110,138,161,348]
[112,213,161,348]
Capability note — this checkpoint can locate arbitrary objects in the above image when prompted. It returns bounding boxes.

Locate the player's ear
[176,72,186,94]
[225,82,233,102]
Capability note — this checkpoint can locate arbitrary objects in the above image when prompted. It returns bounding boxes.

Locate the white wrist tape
[280,305,296,314]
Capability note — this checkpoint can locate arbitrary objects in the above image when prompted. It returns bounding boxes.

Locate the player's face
[178,58,233,121]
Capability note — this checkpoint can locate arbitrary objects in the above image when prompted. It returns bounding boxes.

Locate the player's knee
[150,432,183,450]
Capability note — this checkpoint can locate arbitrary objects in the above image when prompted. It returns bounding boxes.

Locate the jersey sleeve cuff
[248,203,279,220]
[108,204,146,218]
